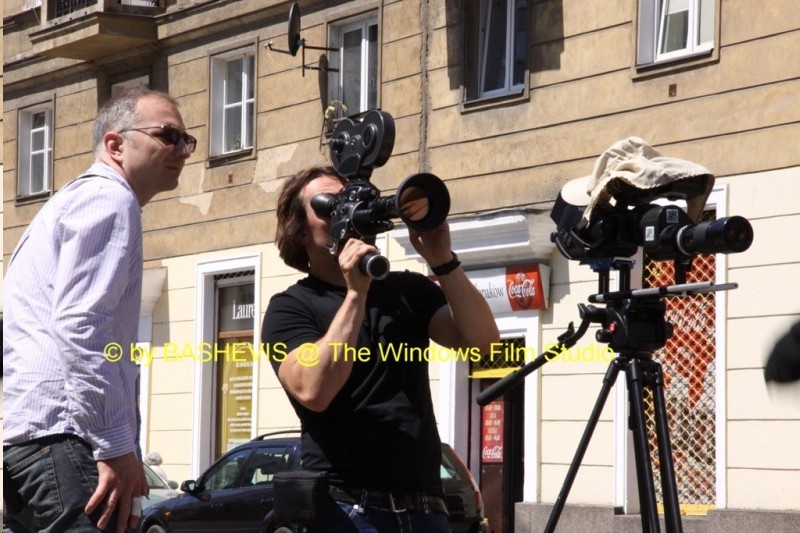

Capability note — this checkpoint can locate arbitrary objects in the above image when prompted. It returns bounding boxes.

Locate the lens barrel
[676,215,753,256]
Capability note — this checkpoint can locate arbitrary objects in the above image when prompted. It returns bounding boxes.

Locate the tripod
[477,258,737,533]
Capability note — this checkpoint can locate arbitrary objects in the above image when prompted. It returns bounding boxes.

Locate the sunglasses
[118,125,197,153]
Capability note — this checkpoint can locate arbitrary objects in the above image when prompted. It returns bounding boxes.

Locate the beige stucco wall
[722,168,800,510]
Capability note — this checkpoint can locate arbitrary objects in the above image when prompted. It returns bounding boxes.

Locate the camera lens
[677,216,753,256]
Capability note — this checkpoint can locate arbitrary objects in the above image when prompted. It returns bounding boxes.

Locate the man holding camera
[262,166,499,532]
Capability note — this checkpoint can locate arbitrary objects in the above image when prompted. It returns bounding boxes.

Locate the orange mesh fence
[643,215,717,511]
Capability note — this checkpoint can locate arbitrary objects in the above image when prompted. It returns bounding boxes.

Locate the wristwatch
[432,251,461,276]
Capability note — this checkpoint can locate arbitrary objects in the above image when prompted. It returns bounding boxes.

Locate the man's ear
[104,131,125,161]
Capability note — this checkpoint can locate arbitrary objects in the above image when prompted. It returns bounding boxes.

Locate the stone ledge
[515,503,800,533]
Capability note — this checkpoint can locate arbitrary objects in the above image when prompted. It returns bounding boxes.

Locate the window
[201,448,252,491]
[641,209,719,512]
[210,49,255,157]
[638,0,715,66]
[465,0,528,102]
[18,105,53,199]
[244,447,294,486]
[328,14,378,117]
[110,74,150,99]
[214,275,255,458]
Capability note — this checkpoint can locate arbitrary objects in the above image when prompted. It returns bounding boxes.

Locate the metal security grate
[642,211,717,513]
[214,269,255,282]
[53,0,95,18]
[473,337,527,372]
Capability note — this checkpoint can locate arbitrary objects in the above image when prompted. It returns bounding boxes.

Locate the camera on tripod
[311,110,451,280]
[552,196,754,265]
[549,137,753,277]
[480,138,755,532]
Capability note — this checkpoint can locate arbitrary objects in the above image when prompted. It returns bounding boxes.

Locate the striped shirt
[3,163,143,461]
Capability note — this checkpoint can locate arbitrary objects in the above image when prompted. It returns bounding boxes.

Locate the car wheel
[146,525,168,533]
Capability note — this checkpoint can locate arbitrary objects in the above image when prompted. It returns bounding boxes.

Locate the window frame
[209,45,256,159]
[637,0,718,69]
[17,102,54,201]
[462,0,529,107]
[327,12,379,118]
[478,0,527,99]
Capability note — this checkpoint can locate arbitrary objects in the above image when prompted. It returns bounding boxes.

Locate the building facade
[3,0,799,531]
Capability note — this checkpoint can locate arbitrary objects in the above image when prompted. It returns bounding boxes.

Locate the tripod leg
[627,358,661,533]
[545,359,622,533]
[648,361,684,533]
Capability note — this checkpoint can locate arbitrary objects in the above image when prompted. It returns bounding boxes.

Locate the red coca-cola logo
[505,266,543,311]
[508,273,536,308]
[482,445,503,461]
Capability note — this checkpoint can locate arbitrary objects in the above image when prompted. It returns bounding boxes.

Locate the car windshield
[441,446,469,482]
[144,463,169,490]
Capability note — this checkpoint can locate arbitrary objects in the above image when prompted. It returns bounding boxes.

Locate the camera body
[312,110,450,279]
[550,194,753,264]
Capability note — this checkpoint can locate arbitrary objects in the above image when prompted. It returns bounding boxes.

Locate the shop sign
[469,264,549,314]
[481,400,504,463]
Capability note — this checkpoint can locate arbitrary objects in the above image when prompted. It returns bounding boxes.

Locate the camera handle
[325,237,390,281]
[360,251,390,280]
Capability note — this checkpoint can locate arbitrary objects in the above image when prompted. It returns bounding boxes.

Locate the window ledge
[461,87,528,114]
[15,191,52,205]
[206,148,255,168]
[633,49,717,80]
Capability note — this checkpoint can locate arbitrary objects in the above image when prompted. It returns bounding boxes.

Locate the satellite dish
[287,2,301,57]
[266,1,338,76]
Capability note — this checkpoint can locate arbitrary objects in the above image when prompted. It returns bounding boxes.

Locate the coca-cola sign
[505,265,545,311]
[482,445,503,461]
[441,264,548,313]
[481,400,504,463]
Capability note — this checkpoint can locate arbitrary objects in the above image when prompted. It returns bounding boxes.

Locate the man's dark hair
[276,166,346,272]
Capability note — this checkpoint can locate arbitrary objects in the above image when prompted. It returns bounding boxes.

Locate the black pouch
[273,470,329,526]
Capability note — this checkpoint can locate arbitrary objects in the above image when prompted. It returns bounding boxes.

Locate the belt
[328,486,448,514]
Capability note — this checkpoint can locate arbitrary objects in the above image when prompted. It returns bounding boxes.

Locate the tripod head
[477,257,738,406]
[577,258,742,358]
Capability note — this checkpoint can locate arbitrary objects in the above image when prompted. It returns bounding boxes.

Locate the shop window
[214,274,255,457]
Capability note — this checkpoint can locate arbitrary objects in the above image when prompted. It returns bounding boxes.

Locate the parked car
[440,443,488,533]
[143,462,181,510]
[139,431,487,533]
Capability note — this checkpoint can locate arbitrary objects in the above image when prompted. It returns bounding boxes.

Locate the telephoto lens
[677,215,753,256]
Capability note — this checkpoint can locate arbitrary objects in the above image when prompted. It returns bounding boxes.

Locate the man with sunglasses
[3,88,193,533]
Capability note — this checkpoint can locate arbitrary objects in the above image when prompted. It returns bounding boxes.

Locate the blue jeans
[3,434,123,533]
[308,499,451,533]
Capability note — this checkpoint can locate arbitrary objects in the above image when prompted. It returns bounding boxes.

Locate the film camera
[549,157,753,271]
[311,110,451,279]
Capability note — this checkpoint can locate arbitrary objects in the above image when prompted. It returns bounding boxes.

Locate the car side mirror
[180,480,198,493]
[168,480,179,490]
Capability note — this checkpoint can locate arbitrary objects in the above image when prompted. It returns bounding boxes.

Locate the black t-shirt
[261,271,448,495]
